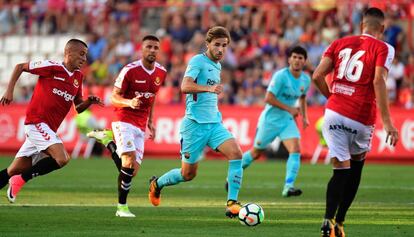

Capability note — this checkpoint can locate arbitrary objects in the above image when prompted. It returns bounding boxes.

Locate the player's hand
[0,89,13,106]
[384,123,399,146]
[147,122,156,140]
[129,95,142,109]
[209,84,223,94]
[87,95,104,106]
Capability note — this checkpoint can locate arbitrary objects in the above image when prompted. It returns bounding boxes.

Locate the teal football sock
[284,153,301,187]
[227,159,243,201]
[242,151,254,169]
[156,168,185,189]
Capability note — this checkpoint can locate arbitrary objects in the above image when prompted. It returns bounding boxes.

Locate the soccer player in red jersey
[0,39,103,202]
[89,35,167,217]
[312,8,399,237]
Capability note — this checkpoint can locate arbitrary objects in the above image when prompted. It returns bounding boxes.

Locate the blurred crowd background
[0,0,413,109]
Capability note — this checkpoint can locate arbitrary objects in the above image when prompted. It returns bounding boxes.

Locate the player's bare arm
[181,76,223,94]
[299,95,309,129]
[0,63,29,106]
[373,66,399,146]
[111,87,142,109]
[312,57,333,98]
[74,95,104,113]
[265,91,299,117]
[147,97,156,140]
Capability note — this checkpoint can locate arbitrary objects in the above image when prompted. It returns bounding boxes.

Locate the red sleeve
[322,40,338,60]
[28,60,56,77]
[375,42,395,71]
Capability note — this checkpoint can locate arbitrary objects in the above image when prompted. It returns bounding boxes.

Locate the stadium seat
[9,54,28,68]
[21,36,40,53]
[0,54,8,70]
[4,36,21,53]
[39,36,57,54]
[29,53,47,62]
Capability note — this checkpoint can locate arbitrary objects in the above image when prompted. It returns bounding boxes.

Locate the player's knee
[53,154,70,167]
[182,170,196,181]
[121,153,136,169]
[251,149,262,160]
[228,148,243,160]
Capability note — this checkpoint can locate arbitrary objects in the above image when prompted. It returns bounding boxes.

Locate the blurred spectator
[0,1,411,109]
[387,57,405,104]
[384,16,404,52]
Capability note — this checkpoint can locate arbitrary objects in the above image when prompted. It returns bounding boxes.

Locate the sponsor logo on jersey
[135,80,146,83]
[73,79,79,88]
[154,77,161,86]
[207,79,216,86]
[135,91,155,99]
[52,88,75,102]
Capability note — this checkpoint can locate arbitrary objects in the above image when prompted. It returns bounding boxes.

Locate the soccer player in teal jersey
[148,26,244,218]
[241,46,311,197]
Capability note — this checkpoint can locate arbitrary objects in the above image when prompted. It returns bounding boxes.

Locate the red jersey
[113,60,167,131]
[25,60,83,131]
[323,34,394,125]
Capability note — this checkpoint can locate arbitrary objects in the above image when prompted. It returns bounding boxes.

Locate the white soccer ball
[238,203,265,226]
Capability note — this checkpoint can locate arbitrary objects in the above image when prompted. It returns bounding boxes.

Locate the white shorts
[112,121,145,164]
[15,123,62,158]
[322,109,374,162]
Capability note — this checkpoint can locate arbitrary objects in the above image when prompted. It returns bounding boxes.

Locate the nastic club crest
[154,77,161,86]
[74,79,79,88]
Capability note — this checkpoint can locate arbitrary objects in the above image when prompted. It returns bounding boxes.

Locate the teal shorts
[180,117,234,164]
[253,117,300,150]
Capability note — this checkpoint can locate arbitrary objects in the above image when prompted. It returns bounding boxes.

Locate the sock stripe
[121,170,133,177]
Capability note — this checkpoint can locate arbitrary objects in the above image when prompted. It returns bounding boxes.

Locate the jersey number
[337,48,365,82]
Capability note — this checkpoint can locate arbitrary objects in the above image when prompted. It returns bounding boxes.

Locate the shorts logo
[256,140,261,146]
[154,77,161,86]
[329,124,357,134]
[184,152,190,159]
[126,141,133,148]
[73,79,79,88]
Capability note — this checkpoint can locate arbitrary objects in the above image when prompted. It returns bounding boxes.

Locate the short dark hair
[142,35,160,42]
[66,39,88,48]
[363,7,385,21]
[288,45,307,60]
[206,26,231,44]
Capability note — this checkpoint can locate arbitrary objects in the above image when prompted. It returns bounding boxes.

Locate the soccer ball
[238,203,265,226]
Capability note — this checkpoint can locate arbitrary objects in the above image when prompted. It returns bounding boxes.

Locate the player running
[147,26,244,218]
[88,35,166,217]
[0,39,103,203]
[312,7,399,237]
[239,46,310,197]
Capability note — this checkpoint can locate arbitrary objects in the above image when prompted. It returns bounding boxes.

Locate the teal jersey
[259,67,311,124]
[183,53,222,123]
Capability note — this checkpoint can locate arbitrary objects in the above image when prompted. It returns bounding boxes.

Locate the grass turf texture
[0,156,412,236]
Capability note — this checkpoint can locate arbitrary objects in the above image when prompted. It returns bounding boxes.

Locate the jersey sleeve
[184,56,201,81]
[28,60,56,77]
[322,40,338,60]
[376,43,395,71]
[114,66,130,93]
[267,71,283,96]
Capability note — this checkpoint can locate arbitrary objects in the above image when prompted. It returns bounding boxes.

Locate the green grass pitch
[0,156,412,236]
